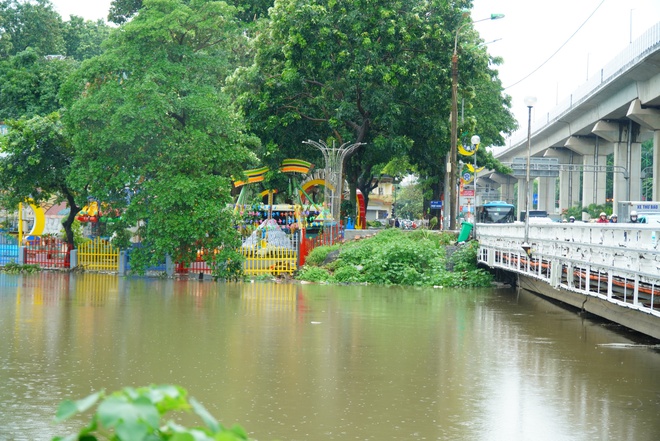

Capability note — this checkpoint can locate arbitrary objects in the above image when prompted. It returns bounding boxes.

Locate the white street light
[522,96,537,255]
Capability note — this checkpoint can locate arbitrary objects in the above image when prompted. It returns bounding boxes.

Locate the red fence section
[25,237,70,269]
[299,224,343,266]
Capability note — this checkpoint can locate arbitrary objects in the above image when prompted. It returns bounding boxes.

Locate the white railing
[477,223,660,317]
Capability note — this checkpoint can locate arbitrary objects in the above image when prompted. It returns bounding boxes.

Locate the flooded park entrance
[1,273,660,440]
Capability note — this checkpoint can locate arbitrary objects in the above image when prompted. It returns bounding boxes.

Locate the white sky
[51,0,660,146]
[51,0,112,21]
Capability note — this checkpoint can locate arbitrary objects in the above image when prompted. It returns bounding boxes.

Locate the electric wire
[504,0,606,90]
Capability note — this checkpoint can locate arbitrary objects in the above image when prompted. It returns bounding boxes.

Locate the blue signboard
[430,200,442,209]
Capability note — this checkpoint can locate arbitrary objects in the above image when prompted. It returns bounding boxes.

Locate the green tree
[108,0,143,24]
[0,113,82,248]
[62,0,259,274]
[394,182,424,220]
[62,16,112,61]
[0,47,77,120]
[108,0,274,24]
[232,0,515,217]
[0,0,65,57]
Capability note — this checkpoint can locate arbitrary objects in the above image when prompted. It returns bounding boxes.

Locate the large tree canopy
[0,113,82,248]
[62,0,259,273]
[0,0,64,57]
[232,0,515,214]
[108,0,273,24]
[0,47,77,120]
[62,16,113,61]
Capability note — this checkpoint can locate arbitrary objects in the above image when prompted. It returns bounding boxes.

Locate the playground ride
[17,201,46,244]
[233,159,361,274]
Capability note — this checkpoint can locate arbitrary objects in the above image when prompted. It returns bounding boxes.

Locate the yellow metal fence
[73,238,298,276]
[77,237,120,271]
[240,246,298,276]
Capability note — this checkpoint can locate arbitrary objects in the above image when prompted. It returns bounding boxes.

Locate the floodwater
[1,273,660,441]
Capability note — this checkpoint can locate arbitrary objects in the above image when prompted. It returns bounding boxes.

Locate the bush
[332,264,362,283]
[305,243,340,266]
[296,265,331,282]
[2,262,40,274]
[52,384,250,441]
[294,229,493,288]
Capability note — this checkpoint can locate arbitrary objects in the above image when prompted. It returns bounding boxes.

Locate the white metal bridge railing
[476,223,660,317]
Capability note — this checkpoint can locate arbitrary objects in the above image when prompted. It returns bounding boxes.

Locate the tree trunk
[62,190,80,250]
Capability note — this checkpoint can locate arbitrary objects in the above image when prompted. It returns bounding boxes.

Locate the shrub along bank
[296,229,492,288]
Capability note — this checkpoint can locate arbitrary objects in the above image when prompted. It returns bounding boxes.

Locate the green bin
[457,222,473,243]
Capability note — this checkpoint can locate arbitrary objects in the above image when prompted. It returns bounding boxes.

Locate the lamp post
[470,134,480,223]
[522,96,537,255]
[448,13,504,231]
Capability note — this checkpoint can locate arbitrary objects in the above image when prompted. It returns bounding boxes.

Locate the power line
[504,0,606,90]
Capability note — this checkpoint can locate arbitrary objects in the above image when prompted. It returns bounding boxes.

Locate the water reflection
[0,273,659,440]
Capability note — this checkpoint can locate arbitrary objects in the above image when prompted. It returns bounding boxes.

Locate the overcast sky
[51,0,660,146]
[472,0,660,145]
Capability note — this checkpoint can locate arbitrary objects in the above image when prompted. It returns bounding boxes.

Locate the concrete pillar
[545,148,581,213]
[583,153,609,206]
[517,176,532,220]
[500,180,515,205]
[593,119,642,210]
[70,249,78,269]
[166,254,174,277]
[655,131,660,201]
[474,175,500,206]
[488,172,516,205]
[118,250,127,276]
[538,176,556,213]
[613,141,641,203]
[627,99,660,201]
[564,136,612,208]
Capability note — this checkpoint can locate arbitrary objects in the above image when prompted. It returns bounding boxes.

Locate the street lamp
[470,134,480,218]
[522,96,537,255]
[448,13,504,231]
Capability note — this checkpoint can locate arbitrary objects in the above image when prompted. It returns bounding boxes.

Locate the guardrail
[477,223,660,317]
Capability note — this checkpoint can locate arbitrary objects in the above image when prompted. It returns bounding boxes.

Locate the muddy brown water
[1,273,659,440]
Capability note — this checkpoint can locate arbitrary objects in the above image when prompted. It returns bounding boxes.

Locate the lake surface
[1,273,660,440]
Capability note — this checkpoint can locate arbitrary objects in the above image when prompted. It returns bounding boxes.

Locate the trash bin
[457,222,473,243]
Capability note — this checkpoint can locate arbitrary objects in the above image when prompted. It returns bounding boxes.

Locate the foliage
[207,248,245,281]
[62,0,259,274]
[59,218,88,248]
[449,240,480,272]
[52,384,251,441]
[297,229,491,287]
[108,0,144,24]
[62,16,113,61]
[0,47,78,120]
[108,0,273,24]
[332,264,362,283]
[0,0,65,57]
[0,113,83,248]
[304,243,340,266]
[582,203,611,219]
[2,261,40,274]
[366,220,385,228]
[393,183,423,220]
[231,0,515,217]
[564,203,611,221]
[296,265,331,282]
